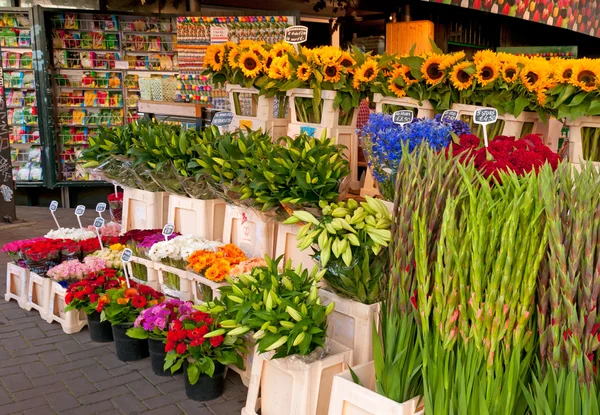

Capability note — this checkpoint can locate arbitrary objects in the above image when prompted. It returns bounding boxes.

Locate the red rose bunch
[23,239,65,261]
[163,310,245,383]
[447,134,560,181]
[64,268,123,315]
[79,238,102,255]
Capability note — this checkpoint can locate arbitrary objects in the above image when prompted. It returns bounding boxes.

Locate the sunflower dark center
[505,69,516,79]
[563,69,573,79]
[244,57,257,70]
[426,63,443,80]
[405,70,416,81]
[481,66,494,80]
[340,58,352,67]
[215,52,221,64]
[265,57,273,68]
[578,70,596,86]
[526,71,539,85]
[455,69,469,82]
[364,68,374,78]
[325,66,338,77]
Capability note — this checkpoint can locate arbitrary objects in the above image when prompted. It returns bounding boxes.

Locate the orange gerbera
[117,297,130,305]
[124,288,138,298]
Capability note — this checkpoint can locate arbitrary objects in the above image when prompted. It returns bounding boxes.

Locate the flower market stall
[4,38,600,415]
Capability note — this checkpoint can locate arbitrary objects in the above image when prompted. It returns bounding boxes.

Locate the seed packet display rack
[41,10,178,184]
[0,7,44,187]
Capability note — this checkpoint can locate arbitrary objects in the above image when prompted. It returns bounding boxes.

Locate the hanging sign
[162,223,174,241]
[473,108,498,147]
[74,205,85,229]
[284,26,308,44]
[441,110,459,122]
[211,111,234,127]
[392,110,413,127]
[49,200,60,229]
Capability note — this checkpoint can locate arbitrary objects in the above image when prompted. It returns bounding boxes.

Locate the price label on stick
[162,223,174,241]
[284,25,308,44]
[74,205,85,229]
[96,202,106,217]
[473,108,498,147]
[441,110,459,122]
[49,200,60,229]
[121,248,133,288]
[93,217,105,252]
[211,111,233,127]
[392,110,413,127]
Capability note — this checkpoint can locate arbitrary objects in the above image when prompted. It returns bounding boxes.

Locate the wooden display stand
[274,224,316,271]
[25,272,52,320]
[121,187,169,232]
[5,262,29,308]
[46,281,87,334]
[229,333,256,387]
[329,361,423,415]
[226,85,290,139]
[373,93,435,119]
[222,205,277,259]
[126,256,159,290]
[188,271,228,304]
[167,195,225,240]
[565,116,600,167]
[242,341,353,415]
[155,263,194,301]
[319,289,381,366]
[451,103,545,138]
[286,88,360,191]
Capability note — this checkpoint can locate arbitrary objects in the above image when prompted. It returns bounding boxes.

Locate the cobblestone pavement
[0,207,248,415]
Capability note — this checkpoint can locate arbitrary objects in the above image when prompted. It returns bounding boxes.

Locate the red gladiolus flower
[563,328,573,341]
[410,289,418,310]
[210,335,224,347]
[176,342,187,354]
[592,323,600,336]
[131,295,147,308]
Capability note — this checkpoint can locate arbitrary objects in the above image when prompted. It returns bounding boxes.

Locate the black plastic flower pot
[112,323,149,361]
[183,360,226,401]
[148,337,181,377]
[87,311,113,343]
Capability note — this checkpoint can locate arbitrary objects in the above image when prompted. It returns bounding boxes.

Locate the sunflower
[239,51,262,78]
[439,51,466,71]
[501,62,519,83]
[520,62,548,92]
[388,68,406,98]
[400,65,418,86]
[323,63,342,83]
[271,41,294,58]
[262,51,275,71]
[204,44,225,71]
[537,89,548,106]
[352,59,379,89]
[239,40,256,48]
[268,55,292,80]
[473,50,498,65]
[474,59,500,87]
[450,62,474,90]
[227,47,240,69]
[297,63,312,82]
[421,54,445,85]
[570,59,600,92]
[319,46,341,65]
[339,51,356,69]
[250,42,266,56]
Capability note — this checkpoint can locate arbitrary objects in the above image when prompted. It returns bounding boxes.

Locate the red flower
[74,291,86,300]
[165,341,175,352]
[65,292,73,305]
[410,289,418,310]
[89,293,99,304]
[563,328,573,341]
[105,280,119,289]
[176,342,187,354]
[592,323,600,336]
[131,295,147,308]
[83,285,94,295]
[191,311,209,323]
[191,337,206,347]
[210,335,224,347]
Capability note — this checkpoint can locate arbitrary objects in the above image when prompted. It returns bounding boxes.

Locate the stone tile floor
[0,207,248,414]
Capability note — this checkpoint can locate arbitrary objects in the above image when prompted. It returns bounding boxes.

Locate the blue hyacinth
[359,113,470,200]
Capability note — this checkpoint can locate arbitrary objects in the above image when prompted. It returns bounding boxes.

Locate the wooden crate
[274,224,316,271]
[46,281,87,334]
[222,205,277,259]
[121,187,169,232]
[5,262,29,308]
[167,195,226,240]
[25,272,52,320]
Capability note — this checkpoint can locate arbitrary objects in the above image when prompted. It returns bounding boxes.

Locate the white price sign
[49,201,60,229]
[96,203,106,217]
[121,248,133,288]
[93,217,105,229]
[392,110,414,127]
[162,223,174,241]
[473,108,498,147]
[74,205,85,229]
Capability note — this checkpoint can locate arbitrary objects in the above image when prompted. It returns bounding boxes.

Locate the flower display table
[154,262,194,301]
[46,281,88,334]
[373,93,435,118]
[25,271,52,320]
[126,255,159,290]
[5,262,29,309]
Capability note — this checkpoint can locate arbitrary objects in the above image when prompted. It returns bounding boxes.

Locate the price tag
[441,110,459,122]
[49,201,60,229]
[211,111,234,127]
[114,61,129,70]
[392,110,413,127]
[284,25,308,44]
[93,217,105,229]
[162,223,174,241]
[96,202,106,216]
[473,108,498,147]
[74,205,85,229]
[121,248,133,288]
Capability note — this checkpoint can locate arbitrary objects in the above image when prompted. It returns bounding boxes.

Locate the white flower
[147,235,223,262]
[45,228,96,241]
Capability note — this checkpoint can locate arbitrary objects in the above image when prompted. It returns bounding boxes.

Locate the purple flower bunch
[133,298,194,339]
[137,232,181,250]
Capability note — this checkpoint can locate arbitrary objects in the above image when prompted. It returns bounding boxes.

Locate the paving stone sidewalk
[0,207,248,415]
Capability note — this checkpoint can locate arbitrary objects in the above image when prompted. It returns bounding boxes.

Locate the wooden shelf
[137,100,206,118]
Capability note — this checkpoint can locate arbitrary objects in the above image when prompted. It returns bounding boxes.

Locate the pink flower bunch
[47,256,108,282]
[87,221,122,238]
[2,237,48,256]
[228,258,267,279]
